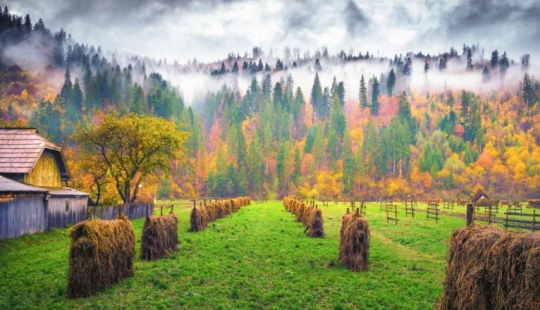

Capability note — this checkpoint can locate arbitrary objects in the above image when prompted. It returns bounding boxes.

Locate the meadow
[0,201,472,309]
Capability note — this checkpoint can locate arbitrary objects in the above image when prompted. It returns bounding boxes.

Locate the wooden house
[0,128,88,239]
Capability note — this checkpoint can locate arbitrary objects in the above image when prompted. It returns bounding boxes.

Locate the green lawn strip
[1,201,463,309]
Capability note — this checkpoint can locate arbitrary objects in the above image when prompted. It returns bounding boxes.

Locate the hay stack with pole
[190,197,249,232]
[472,188,489,204]
[67,214,135,298]
[190,204,208,232]
[306,207,324,237]
[441,224,540,309]
[140,210,178,261]
[339,209,370,272]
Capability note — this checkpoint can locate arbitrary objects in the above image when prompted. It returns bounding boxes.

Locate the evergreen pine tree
[60,66,72,101]
[293,147,301,186]
[500,51,509,75]
[490,50,499,68]
[238,166,248,196]
[482,66,490,83]
[466,48,474,70]
[370,77,380,115]
[247,133,263,193]
[311,73,323,120]
[359,75,368,108]
[327,128,339,171]
[387,69,396,96]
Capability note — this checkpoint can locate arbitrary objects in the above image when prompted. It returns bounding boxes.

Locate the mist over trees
[1,7,540,203]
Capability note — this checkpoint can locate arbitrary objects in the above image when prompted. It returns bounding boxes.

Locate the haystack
[441,224,540,309]
[475,196,491,207]
[307,208,324,237]
[140,212,178,261]
[190,206,207,232]
[339,210,370,272]
[67,214,135,298]
[190,197,249,232]
[472,188,489,204]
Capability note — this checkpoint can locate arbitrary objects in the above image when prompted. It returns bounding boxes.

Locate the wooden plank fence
[427,200,439,223]
[505,209,538,232]
[474,205,496,224]
[386,203,398,225]
[443,199,454,210]
[508,201,522,213]
[87,203,151,220]
[405,200,415,218]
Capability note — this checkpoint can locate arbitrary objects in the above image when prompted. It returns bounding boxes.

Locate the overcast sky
[8,0,540,64]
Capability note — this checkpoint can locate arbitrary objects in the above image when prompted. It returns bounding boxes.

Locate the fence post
[533,209,537,232]
[466,203,474,226]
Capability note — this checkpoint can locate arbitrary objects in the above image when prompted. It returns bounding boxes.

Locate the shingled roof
[0,128,69,178]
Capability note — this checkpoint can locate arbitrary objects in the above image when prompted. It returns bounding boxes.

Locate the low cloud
[6,0,539,65]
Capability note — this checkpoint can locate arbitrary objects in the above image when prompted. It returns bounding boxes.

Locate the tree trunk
[124,184,130,204]
[399,158,403,179]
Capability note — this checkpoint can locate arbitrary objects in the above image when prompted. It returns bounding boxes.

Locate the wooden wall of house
[25,150,62,188]
[47,197,88,230]
[0,196,46,239]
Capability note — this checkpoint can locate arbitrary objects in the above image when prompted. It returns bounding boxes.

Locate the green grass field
[0,201,474,309]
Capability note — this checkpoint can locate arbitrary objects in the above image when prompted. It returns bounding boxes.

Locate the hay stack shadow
[339,209,370,272]
[67,213,135,298]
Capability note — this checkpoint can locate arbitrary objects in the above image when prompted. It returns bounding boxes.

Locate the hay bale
[140,212,178,261]
[472,188,489,204]
[307,208,324,238]
[190,206,207,232]
[441,225,540,310]
[67,214,135,298]
[190,197,248,233]
[205,203,216,222]
[338,211,370,272]
[476,196,491,207]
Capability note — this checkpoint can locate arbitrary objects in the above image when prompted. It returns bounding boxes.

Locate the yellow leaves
[297,183,318,199]
[490,159,510,188]
[383,178,410,198]
[73,112,189,203]
[314,170,343,198]
[43,87,57,102]
[307,189,319,199]
[410,166,429,196]
[350,127,363,145]
[482,141,499,158]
